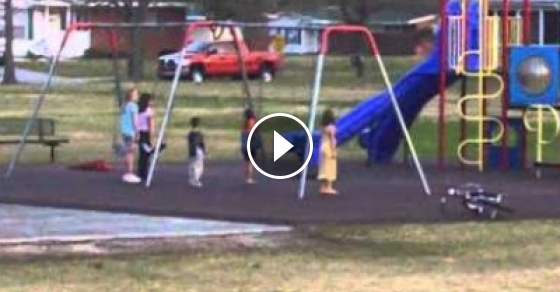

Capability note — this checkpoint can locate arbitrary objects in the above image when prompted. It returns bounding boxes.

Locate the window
[185,41,210,53]
[544,11,560,44]
[27,9,33,39]
[208,42,236,54]
[0,27,25,38]
[76,10,89,23]
[61,9,67,30]
[13,26,25,38]
[285,28,301,45]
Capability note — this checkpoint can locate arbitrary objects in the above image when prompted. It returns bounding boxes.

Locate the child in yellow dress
[318,109,338,195]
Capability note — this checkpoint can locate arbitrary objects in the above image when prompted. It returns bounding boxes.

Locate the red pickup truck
[157,40,283,83]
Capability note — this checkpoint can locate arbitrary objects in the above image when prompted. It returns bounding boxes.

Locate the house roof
[74,1,194,8]
[267,5,437,27]
[303,6,342,22]
[367,10,436,26]
[12,0,73,9]
[489,0,560,10]
[266,12,339,26]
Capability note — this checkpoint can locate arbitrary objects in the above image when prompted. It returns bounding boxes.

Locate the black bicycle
[440,183,514,220]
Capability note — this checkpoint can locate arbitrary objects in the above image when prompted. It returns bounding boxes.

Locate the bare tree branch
[338,0,388,24]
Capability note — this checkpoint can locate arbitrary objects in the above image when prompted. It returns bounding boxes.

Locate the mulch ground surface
[1,161,558,225]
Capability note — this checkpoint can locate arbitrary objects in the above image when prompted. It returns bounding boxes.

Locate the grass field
[3,56,560,164]
[2,56,560,291]
[1,222,559,291]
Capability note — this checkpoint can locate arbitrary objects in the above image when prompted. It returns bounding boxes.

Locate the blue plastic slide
[284,0,479,166]
[357,52,459,163]
[285,44,458,166]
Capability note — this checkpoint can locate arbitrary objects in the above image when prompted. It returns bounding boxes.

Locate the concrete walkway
[0,204,291,245]
[0,67,111,85]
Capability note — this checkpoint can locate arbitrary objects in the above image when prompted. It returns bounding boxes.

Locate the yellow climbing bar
[454,0,505,171]
[523,105,560,164]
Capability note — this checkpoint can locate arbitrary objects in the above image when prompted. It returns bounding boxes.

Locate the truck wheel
[191,67,204,84]
[260,65,274,83]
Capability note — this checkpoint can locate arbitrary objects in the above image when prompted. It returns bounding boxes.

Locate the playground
[1,162,560,291]
[1,0,560,290]
[1,161,559,223]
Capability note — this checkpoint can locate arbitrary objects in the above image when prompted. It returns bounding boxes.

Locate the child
[318,108,338,195]
[119,88,141,184]
[136,93,155,182]
[240,108,261,184]
[187,117,206,187]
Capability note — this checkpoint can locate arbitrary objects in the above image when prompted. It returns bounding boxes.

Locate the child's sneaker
[246,178,257,185]
[189,180,203,188]
[122,173,142,184]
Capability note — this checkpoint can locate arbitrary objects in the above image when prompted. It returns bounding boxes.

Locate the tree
[200,0,264,21]
[3,0,17,84]
[336,0,439,24]
[103,0,149,81]
[337,0,387,25]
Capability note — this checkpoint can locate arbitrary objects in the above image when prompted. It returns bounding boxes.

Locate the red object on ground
[69,160,114,172]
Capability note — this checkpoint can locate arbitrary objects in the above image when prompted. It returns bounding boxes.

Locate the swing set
[4,20,430,200]
[4,21,257,181]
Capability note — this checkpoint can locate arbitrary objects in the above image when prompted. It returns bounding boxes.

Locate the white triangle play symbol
[273,131,294,162]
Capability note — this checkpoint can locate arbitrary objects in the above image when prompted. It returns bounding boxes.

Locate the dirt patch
[0,231,302,258]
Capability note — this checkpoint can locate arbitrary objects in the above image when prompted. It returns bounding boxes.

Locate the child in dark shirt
[187,117,206,187]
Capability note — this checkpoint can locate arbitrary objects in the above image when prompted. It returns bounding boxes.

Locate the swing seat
[69,159,114,172]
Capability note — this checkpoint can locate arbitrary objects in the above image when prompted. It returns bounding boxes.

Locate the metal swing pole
[369,35,432,196]
[108,29,124,162]
[297,52,325,199]
[229,25,270,163]
[298,25,432,198]
[230,25,254,110]
[4,27,74,178]
[145,24,195,188]
[109,29,124,108]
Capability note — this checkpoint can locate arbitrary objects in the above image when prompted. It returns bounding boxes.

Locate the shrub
[83,48,129,59]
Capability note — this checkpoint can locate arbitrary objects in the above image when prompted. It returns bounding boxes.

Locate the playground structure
[3,20,432,199]
[3,21,262,185]
[439,0,560,172]
[5,0,560,193]
[289,0,560,174]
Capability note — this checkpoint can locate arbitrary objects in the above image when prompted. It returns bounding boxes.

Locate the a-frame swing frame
[296,25,431,199]
[3,21,256,184]
[5,21,431,199]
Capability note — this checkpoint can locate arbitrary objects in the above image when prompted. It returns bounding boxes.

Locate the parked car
[157,40,283,83]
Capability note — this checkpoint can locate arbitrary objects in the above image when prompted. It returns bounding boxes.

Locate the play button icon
[247,113,313,180]
[273,131,293,162]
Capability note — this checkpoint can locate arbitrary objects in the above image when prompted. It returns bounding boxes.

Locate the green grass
[3,57,560,292]
[0,221,559,291]
[3,55,560,165]
[17,55,417,87]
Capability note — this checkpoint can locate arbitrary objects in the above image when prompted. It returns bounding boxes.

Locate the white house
[0,0,90,58]
[267,12,338,55]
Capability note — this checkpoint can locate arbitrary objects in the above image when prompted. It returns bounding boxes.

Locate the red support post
[501,0,511,170]
[521,0,531,168]
[319,25,379,56]
[523,0,531,44]
[438,0,449,170]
